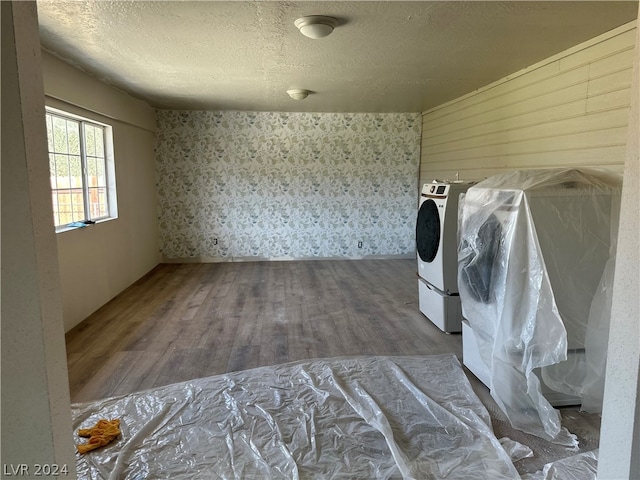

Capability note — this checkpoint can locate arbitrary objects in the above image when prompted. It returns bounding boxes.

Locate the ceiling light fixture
[287,89,311,100]
[294,15,338,39]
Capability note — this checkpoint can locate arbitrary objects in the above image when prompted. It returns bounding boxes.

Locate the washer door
[459,213,503,304]
[416,199,440,263]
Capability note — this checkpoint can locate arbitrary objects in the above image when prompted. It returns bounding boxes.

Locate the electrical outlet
[358,241,363,248]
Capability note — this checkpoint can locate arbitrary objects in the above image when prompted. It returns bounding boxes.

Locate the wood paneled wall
[420,21,637,186]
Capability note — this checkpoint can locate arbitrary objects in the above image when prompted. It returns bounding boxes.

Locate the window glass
[45,108,116,229]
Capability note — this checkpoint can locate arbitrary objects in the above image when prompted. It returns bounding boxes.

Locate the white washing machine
[416,180,475,332]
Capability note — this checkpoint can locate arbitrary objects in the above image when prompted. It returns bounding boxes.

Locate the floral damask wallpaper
[155,111,421,260]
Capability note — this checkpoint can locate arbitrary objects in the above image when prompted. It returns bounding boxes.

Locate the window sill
[55,217,116,234]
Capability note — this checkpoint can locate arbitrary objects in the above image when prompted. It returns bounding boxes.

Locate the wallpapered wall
[155,111,421,260]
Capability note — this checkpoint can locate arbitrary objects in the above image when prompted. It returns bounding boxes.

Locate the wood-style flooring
[66,259,462,404]
[65,258,602,475]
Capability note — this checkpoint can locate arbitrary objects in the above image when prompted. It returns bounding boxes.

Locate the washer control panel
[431,184,447,195]
[422,182,449,198]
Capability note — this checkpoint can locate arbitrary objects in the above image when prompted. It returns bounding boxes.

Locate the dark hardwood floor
[66,259,463,404]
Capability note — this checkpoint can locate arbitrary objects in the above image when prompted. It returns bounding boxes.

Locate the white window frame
[45,106,118,232]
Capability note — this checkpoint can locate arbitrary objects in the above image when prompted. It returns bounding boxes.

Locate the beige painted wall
[41,52,160,332]
[598,4,640,477]
[2,2,76,471]
[420,21,637,185]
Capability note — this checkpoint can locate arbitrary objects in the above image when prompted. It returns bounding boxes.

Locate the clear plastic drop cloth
[521,449,598,480]
[498,437,533,463]
[71,354,521,479]
[457,168,621,445]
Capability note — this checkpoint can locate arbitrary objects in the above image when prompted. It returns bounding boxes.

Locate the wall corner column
[1,1,77,472]
[598,4,640,479]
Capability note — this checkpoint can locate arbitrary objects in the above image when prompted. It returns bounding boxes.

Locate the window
[45,107,117,230]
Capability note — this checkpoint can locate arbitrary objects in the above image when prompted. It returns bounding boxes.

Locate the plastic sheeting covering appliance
[457,168,621,445]
[72,354,522,480]
[416,180,475,332]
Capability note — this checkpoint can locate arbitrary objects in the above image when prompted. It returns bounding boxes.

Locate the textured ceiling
[37,1,638,113]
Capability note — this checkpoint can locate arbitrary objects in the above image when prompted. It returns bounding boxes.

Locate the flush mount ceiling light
[287,89,311,100]
[294,15,338,39]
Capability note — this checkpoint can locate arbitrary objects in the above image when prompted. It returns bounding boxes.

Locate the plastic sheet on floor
[522,449,598,480]
[72,354,521,479]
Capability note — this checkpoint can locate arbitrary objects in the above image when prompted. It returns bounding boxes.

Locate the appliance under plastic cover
[457,168,621,445]
[72,355,521,479]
